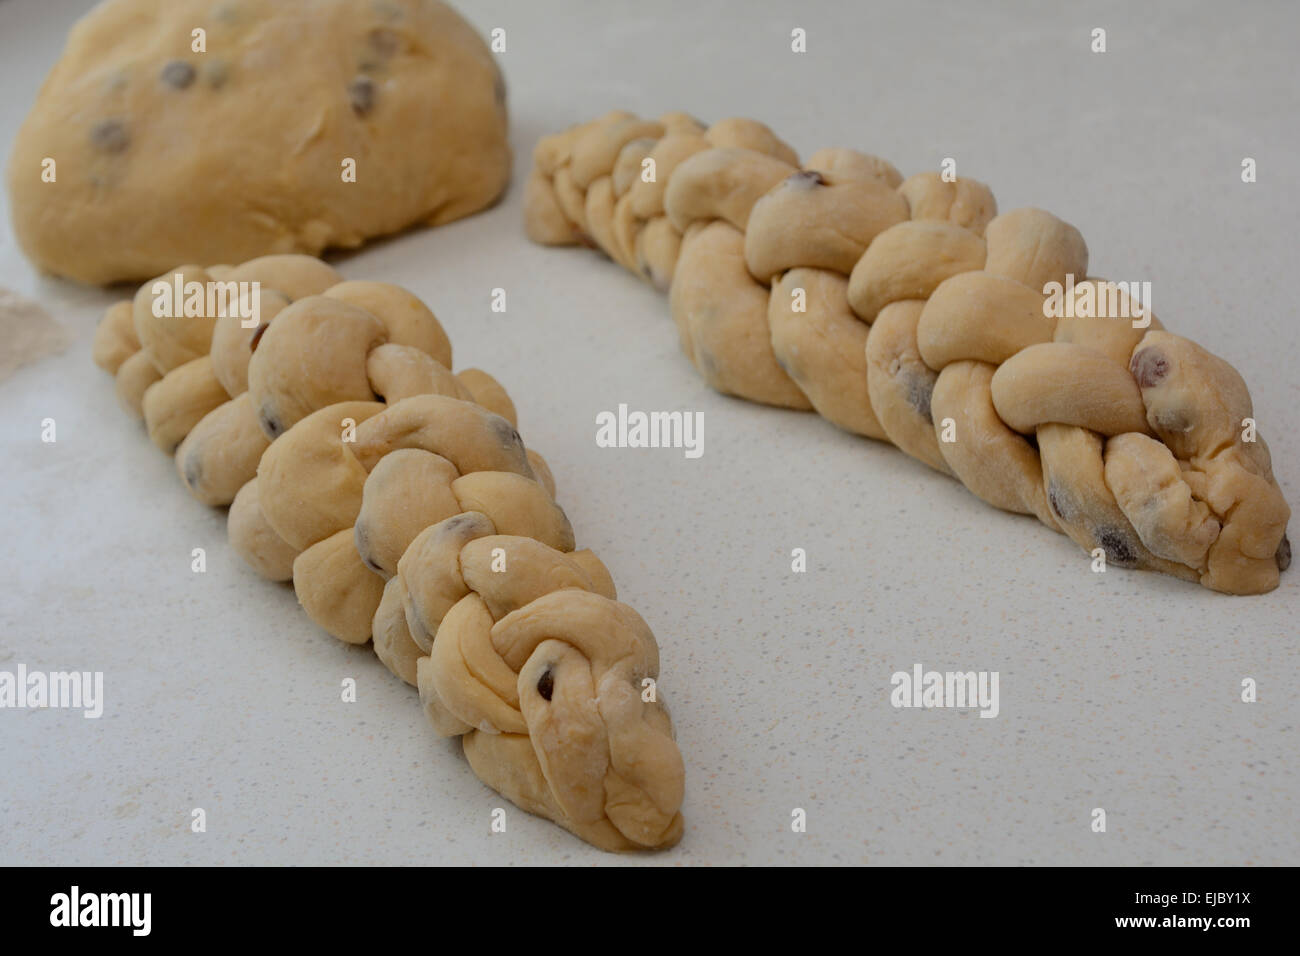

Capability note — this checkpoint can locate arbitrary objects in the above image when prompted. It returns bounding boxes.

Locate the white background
[1,0,1296,865]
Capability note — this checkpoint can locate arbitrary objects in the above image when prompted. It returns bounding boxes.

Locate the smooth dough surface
[7,0,510,284]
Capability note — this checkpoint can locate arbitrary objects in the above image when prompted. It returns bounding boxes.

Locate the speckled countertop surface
[1,0,1296,866]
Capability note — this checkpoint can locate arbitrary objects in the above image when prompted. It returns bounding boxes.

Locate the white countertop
[1,0,1296,865]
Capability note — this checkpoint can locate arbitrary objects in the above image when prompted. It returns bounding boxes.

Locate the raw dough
[7,0,510,284]
[95,255,686,852]
[526,110,1291,594]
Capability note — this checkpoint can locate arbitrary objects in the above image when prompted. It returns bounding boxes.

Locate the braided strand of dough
[525,111,1292,594]
[93,254,685,851]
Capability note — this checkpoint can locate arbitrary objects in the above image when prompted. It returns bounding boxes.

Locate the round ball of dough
[7,0,510,284]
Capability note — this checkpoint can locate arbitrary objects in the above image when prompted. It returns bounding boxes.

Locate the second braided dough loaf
[525,111,1291,595]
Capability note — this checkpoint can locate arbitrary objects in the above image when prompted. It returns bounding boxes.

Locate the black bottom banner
[2,864,1281,943]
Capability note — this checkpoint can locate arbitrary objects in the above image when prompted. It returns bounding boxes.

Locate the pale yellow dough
[7,0,509,284]
[97,255,686,852]
[525,110,1292,595]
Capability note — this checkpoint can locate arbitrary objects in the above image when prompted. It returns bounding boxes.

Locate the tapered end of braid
[98,252,688,851]
[525,109,1291,595]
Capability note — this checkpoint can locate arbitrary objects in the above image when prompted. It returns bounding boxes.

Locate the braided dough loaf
[93,254,684,851]
[525,111,1291,595]
[8,0,509,284]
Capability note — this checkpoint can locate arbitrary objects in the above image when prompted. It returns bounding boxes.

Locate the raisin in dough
[96,257,687,850]
[526,112,1292,594]
[7,0,510,284]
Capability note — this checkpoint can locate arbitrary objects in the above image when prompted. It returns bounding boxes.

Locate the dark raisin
[161,60,196,89]
[1277,533,1292,572]
[1098,528,1136,565]
[492,415,523,450]
[442,513,473,534]
[789,169,826,187]
[1130,348,1169,388]
[182,453,202,490]
[258,405,284,439]
[348,76,376,116]
[90,119,130,154]
[1047,482,1066,519]
[905,374,934,423]
[536,669,554,701]
[249,323,270,352]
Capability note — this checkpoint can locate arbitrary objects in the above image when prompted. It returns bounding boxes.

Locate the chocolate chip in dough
[160,60,196,89]
[536,669,554,701]
[348,76,376,116]
[1277,533,1292,572]
[90,119,130,154]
